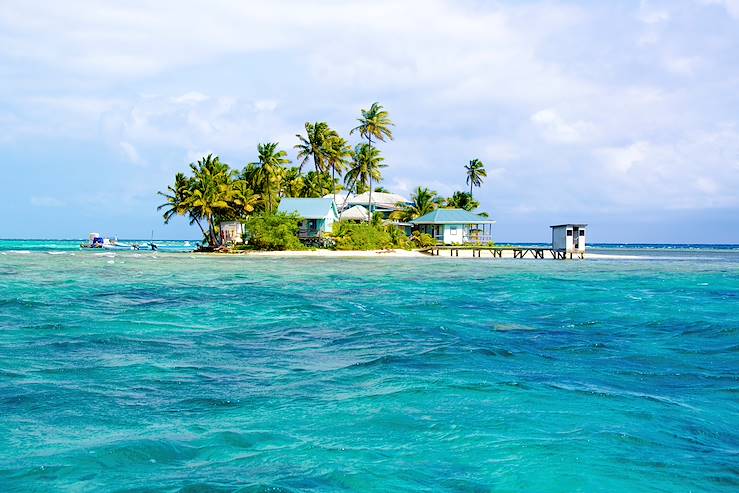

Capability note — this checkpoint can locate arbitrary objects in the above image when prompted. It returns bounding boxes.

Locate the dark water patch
[175,397,243,411]
[0,298,46,308]
[473,347,514,357]
[80,438,200,469]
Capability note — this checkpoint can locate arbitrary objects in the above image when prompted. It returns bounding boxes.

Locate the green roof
[277,198,338,219]
[410,208,495,225]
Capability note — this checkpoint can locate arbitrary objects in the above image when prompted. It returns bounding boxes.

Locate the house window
[579,229,585,235]
[567,229,573,236]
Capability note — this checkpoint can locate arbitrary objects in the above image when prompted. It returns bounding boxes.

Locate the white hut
[220,221,244,244]
[551,224,586,253]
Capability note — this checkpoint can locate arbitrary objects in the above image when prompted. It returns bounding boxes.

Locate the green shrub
[332,221,393,250]
[245,212,305,250]
[410,230,436,248]
[386,225,411,250]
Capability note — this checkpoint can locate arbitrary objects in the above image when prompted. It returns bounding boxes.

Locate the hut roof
[411,208,495,225]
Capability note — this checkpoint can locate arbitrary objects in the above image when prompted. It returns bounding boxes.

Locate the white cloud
[664,56,701,75]
[702,0,739,18]
[30,196,65,207]
[172,92,209,105]
[530,109,593,143]
[119,141,143,165]
[1,0,738,226]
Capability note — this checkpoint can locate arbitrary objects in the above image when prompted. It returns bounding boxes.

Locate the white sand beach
[208,249,643,259]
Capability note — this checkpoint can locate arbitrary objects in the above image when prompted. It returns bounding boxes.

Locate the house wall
[323,211,336,233]
[442,224,463,244]
[220,222,244,244]
[552,226,586,252]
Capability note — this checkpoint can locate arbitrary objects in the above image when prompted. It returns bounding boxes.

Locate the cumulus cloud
[1,0,738,234]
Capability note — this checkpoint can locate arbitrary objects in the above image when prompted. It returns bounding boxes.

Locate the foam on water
[0,243,737,492]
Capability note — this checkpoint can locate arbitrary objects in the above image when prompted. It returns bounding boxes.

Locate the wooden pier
[421,246,584,259]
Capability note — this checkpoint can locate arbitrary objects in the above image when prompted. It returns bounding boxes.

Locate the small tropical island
[158,102,496,255]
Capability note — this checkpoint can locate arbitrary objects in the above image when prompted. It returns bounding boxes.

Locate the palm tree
[445,191,479,211]
[295,122,331,174]
[303,171,334,198]
[350,102,393,221]
[465,158,487,197]
[281,166,305,198]
[344,143,385,198]
[324,132,351,205]
[229,180,260,217]
[158,172,209,239]
[158,172,191,223]
[187,154,234,246]
[250,142,291,213]
[391,186,441,222]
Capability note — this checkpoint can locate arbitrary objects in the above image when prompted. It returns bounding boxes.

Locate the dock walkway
[420,246,584,259]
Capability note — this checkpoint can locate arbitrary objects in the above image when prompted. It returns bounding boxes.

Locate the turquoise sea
[1,241,738,492]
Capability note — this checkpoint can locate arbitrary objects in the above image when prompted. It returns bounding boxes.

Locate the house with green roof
[411,208,495,244]
[277,198,339,238]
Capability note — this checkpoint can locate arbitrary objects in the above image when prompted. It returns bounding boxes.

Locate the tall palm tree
[350,102,393,222]
[344,143,385,200]
[250,142,291,213]
[465,158,487,197]
[324,132,351,205]
[295,122,331,174]
[187,154,234,246]
[391,186,441,222]
[445,191,479,211]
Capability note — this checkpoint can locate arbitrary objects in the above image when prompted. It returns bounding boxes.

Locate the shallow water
[1,245,738,492]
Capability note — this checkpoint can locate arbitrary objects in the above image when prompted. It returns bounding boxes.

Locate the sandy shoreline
[200,249,642,259]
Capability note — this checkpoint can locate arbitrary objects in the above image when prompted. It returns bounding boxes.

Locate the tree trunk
[367,136,373,223]
[469,179,473,197]
[193,217,207,239]
[332,165,337,210]
[207,215,219,246]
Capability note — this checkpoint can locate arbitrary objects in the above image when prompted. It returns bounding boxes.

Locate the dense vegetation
[158,102,488,249]
[243,212,305,251]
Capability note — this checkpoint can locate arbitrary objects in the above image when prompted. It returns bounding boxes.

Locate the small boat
[80,233,134,250]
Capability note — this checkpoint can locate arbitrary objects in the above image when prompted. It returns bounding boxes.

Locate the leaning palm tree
[186,155,234,246]
[465,158,487,197]
[250,142,291,213]
[158,172,209,239]
[344,143,385,199]
[158,172,191,223]
[350,102,393,222]
[390,186,441,222]
[295,122,331,174]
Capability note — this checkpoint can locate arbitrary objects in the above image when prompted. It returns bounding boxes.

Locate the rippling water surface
[1,245,738,492]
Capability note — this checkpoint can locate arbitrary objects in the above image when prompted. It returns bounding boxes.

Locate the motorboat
[80,233,134,250]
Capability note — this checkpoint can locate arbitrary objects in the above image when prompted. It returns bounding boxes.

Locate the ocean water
[0,243,738,492]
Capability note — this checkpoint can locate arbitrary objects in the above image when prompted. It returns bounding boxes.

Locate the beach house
[327,191,411,218]
[278,198,339,238]
[551,224,586,253]
[411,209,496,244]
[219,221,244,244]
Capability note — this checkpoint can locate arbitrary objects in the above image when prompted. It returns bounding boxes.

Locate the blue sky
[2,0,738,242]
